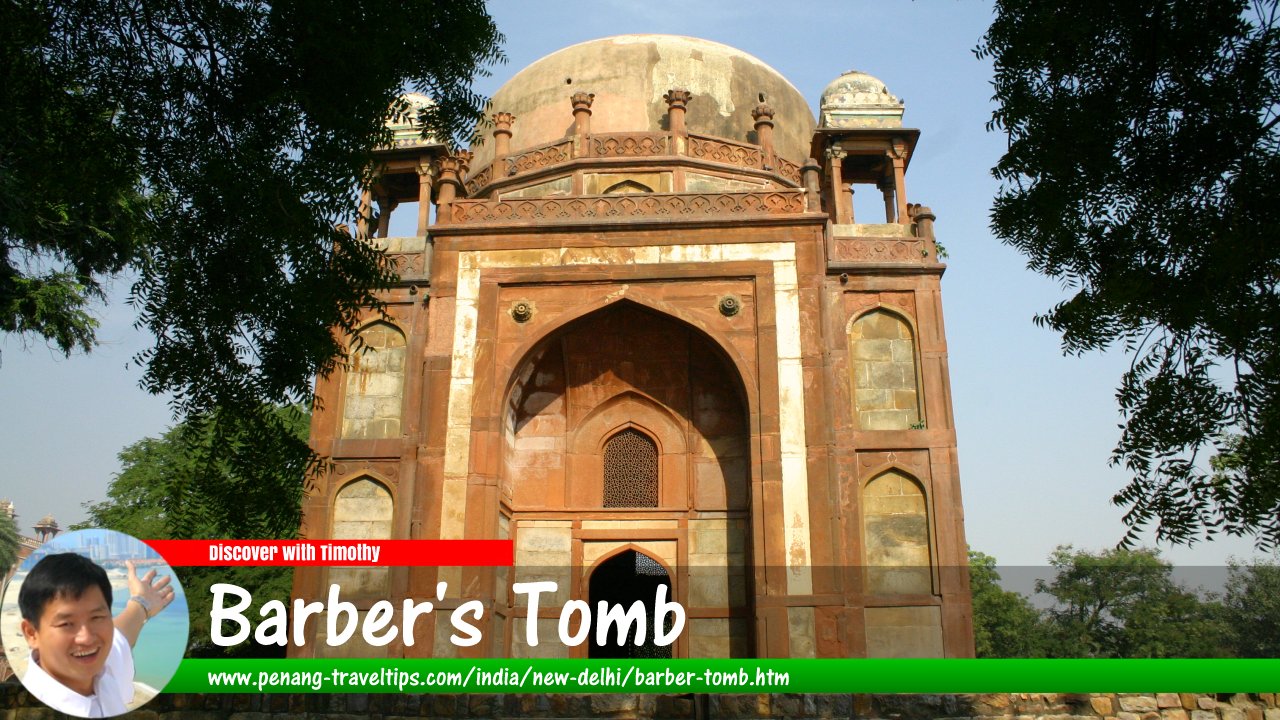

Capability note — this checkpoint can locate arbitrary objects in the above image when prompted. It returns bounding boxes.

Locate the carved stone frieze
[388,252,426,277]
[857,450,928,478]
[332,461,400,483]
[689,135,762,168]
[592,134,668,157]
[447,190,805,224]
[467,131,800,194]
[832,237,926,263]
[463,164,492,196]
[775,157,802,185]
[509,141,573,174]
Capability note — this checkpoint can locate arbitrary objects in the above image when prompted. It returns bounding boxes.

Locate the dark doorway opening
[588,550,673,658]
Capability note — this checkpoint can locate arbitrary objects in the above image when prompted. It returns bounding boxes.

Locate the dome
[387,92,443,148]
[36,513,57,527]
[819,69,904,129]
[470,35,816,168]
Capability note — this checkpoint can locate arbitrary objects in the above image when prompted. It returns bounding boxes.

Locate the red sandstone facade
[294,35,973,659]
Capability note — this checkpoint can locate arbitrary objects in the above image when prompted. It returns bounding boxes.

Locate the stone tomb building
[294,35,973,659]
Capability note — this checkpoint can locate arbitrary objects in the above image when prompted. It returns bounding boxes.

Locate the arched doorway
[500,301,754,658]
[588,550,672,659]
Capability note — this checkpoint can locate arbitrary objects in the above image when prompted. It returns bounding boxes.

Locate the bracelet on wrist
[129,595,153,620]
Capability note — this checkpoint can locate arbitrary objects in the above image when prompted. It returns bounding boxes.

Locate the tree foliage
[2,0,503,535]
[1035,546,1228,658]
[968,550,1045,658]
[971,545,1280,659]
[76,406,310,656]
[0,511,19,572]
[978,0,1280,548]
[1221,556,1280,657]
[0,3,148,355]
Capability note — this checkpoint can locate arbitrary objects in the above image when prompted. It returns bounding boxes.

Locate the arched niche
[861,469,931,595]
[341,321,407,439]
[568,392,688,510]
[501,302,746,512]
[847,308,922,430]
[330,475,394,595]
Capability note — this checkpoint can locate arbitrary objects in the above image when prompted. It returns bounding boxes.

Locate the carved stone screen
[603,428,658,507]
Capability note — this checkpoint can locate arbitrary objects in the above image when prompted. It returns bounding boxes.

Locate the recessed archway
[500,301,749,512]
[500,301,754,658]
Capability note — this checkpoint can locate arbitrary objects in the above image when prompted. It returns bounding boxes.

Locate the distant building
[294,35,972,659]
[32,513,59,544]
[2,501,49,575]
[1,502,55,681]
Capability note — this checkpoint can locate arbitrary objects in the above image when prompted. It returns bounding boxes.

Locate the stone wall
[848,309,921,431]
[2,685,1275,720]
[340,322,407,440]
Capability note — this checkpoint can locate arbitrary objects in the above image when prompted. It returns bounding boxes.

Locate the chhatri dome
[818,69,904,129]
[469,34,817,167]
[386,92,442,148]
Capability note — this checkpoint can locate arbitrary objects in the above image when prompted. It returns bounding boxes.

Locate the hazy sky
[0,0,1270,569]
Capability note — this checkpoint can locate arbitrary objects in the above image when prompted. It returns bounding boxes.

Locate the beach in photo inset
[0,529,189,713]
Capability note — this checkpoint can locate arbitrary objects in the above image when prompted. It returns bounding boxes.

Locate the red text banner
[147,539,513,567]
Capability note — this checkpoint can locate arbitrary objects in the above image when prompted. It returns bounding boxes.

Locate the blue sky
[0,0,1270,570]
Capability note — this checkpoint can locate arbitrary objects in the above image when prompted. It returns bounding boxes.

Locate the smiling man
[17,553,175,717]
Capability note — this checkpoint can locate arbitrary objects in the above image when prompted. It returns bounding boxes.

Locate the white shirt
[22,627,135,718]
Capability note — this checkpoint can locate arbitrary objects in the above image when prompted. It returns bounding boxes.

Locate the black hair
[17,553,113,627]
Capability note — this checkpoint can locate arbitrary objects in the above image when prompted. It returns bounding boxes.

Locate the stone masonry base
[1,685,1276,720]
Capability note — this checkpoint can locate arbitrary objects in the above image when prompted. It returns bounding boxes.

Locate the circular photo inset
[1,528,188,717]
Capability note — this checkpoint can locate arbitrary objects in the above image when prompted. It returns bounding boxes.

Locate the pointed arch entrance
[588,549,672,659]
[500,301,754,658]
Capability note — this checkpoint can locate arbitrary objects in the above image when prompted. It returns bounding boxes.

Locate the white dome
[386,92,444,148]
[819,69,904,129]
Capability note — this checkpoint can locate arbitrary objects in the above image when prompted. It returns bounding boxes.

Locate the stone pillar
[825,145,850,225]
[571,91,594,139]
[375,194,393,238]
[880,180,896,223]
[416,160,433,235]
[913,204,936,238]
[434,153,466,222]
[802,158,822,212]
[752,102,775,165]
[492,111,515,166]
[357,187,373,239]
[890,138,909,225]
[664,88,692,154]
